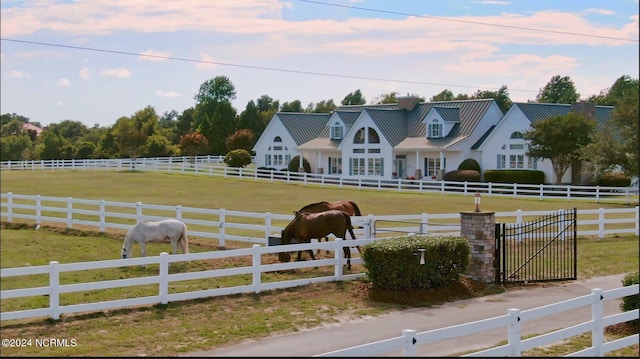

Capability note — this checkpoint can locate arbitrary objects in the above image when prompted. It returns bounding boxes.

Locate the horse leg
[139,242,147,268]
[343,247,352,270]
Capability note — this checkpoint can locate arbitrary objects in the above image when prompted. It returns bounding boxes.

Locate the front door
[395,156,406,178]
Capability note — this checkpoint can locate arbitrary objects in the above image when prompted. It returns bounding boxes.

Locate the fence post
[265,212,272,242]
[591,288,604,356]
[516,209,523,242]
[539,184,544,201]
[253,244,262,293]
[7,192,13,223]
[175,205,182,220]
[219,209,226,247]
[421,213,429,235]
[35,195,42,227]
[99,200,106,233]
[334,238,344,280]
[507,308,521,357]
[598,208,605,239]
[66,197,73,229]
[401,329,417,356]
[159,252,169,304]
[136,202,143,222]
[636,206,639,236]
[50,261,60,320]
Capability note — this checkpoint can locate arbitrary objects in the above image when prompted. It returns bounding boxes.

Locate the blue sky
[1,0,638,128]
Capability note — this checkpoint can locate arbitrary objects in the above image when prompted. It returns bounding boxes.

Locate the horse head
[121,247,128,259]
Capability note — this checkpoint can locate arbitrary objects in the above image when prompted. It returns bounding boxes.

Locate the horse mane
[297,201,330,212]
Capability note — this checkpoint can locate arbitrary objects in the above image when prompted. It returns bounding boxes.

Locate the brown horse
[279,209,362,269]
[294,200,362,253]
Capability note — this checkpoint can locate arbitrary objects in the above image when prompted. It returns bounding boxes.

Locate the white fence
[2,157,638,204]
[0,239,376,322]
[2,193,638,242]
[315,285,639,357]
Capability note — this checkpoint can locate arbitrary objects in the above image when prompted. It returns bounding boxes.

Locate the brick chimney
[397,95,421,111]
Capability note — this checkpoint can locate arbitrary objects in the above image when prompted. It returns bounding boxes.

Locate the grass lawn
[0,170,638,356]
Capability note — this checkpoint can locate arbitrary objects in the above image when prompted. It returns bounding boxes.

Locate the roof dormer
[423,107,460,139]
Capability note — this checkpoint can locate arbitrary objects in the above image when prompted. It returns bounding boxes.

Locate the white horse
[121,219,189,259]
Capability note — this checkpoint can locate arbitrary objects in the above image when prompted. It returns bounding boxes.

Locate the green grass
[0,170,638,356]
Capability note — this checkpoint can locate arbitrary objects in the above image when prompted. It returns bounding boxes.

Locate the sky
[1,0,638,128]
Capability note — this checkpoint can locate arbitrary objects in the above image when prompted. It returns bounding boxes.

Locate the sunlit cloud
[99,68,131,78]
[584,8,615,16]
[80,67,91,79]
[7,70,31,78]
[155,90,180,97]
[57,78,70,86]
[196,53,218,70]
[139,49,171,62]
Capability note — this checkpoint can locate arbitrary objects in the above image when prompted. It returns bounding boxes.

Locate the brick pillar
[460,211,496,283]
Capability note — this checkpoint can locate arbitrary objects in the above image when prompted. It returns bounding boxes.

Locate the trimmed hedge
[362,235,469,290]
[483,169,545,184]
[444,169,481,182]
[458,158,481,172]
[596,172,631,187]
[287,155,311,173]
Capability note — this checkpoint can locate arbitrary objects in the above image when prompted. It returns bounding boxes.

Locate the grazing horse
[121,219,189,259]
[279,209,362,269]
[294,200,362,253]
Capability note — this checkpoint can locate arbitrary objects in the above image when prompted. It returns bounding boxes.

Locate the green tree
[176,108,196,139]
[524,113,596,184]
[225,128,255,152]
[470,85,512,114]
[587,75,639,107]
[0,134,33,160]
[373,91,399,104]
[46,120,88,143]
[74,141,96,159]
[341,89,366,105]
[36,131,67,160]
[237,100,264,137]
[179,132,209,156]
[280,100,303,112]
[582,85,639,178]
[288,155,311,172]
[111,116,147,159]
[144,135,175,157]
[311,99,337,113]
[536,75,580,103]
[194,76,238,155]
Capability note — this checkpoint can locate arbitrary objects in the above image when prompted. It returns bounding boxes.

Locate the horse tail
[179,222,189,254]
[348,201,362,216]
[344,213,356,240]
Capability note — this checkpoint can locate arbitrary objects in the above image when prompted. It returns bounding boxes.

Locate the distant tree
[176,107,196,138]
[179,132,209,156]
[430,89,455,102]
[144,134,175,157]
[158,110,180,144]
[341,89,366,105]
[470,85,513,114]
[0,134,33,160]
[524,113,596,184]
[256,95,279,113]
[311,99,337,113]
[536,75,580,103]
[0,113,29,127]
[36,131,67,160]
[112,116,147,159]
[372,91,399,104]
[194,76,238,155]
[587,75,639,107]
[280,100,303,112]
[237,100,264,136]
[74,141,96,159]
[225,128,255,152]
[582,83,639,178]
[46,120,88,142]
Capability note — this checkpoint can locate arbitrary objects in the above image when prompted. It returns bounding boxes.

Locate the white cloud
[139,49,171,62]
[56,101,63,107]
[584,8,615,16]
[155,90,181,98]
[57,78,70,86]
[7,70,30,78]
[100,68,131,78]
[80,67,91,79]
[196,53,218,70]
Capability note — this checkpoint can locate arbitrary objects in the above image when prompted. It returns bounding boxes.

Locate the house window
[330,121,343,140]
[350,158,366,175]
[424,157,443,177]
[510,154,524,169]
[497,154,506,169]
[274,136,282,142]
[368,128,380,143]
[510,131,524,139]
[367,158,383,176]
[328,157,342,174]
[354,128,365,144]
[509,144,524,150]
[428,119,441,138]
[528,157,537,169]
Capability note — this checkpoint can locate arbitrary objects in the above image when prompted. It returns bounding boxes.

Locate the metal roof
[276,112,331,145]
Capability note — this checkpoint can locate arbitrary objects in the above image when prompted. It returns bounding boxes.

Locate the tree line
[1,74,638,179]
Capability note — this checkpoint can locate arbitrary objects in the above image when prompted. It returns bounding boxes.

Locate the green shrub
[597,172,631,187]
[458,158,481,172]
[223,149,252,168]
[287,155,311,173]
[483,170,545,184]
[362,235,469,290]
[620,272,639,315]
[444,170,481,182]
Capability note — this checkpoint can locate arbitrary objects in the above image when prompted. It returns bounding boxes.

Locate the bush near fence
[362,235,470,290]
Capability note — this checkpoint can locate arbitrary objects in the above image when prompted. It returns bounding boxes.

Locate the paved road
[184,274,628,357]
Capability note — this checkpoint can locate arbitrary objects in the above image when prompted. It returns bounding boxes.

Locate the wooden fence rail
[315,285,639,357]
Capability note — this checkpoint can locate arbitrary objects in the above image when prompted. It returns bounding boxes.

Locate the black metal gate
[495,208,577,284]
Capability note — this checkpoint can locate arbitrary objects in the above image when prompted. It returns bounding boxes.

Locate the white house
[479,102,614,184]
[253,97,615,184]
